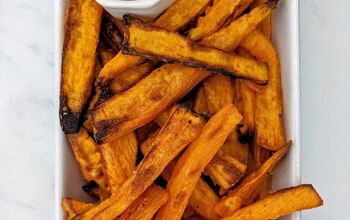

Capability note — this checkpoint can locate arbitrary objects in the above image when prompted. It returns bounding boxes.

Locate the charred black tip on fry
[59,95,81,134]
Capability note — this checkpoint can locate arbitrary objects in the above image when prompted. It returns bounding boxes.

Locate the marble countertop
[0,0,349,219]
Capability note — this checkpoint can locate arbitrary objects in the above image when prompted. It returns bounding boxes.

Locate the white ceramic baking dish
[54,0,300,219]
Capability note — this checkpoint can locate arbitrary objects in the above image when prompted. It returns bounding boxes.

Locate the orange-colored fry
[240,30,285,150]
[156,104,242,220]
[123,16,268,85]
[193,86,209,115]
[252,0,272,38]
[203,75,234,116]
[97,0,211,87]
[100,132,138,191]
[201,0,278,52]
[215,141,291,217]
[109,61,156,95]
[89,64,208,144]
[62,198,94,220]
[119,185,168,220]
[141,129,220,220]
[74,106,205,220]
[67,128,105,189]
[188,0,241,40]
[60,0,103,133]
[221,184,323,220]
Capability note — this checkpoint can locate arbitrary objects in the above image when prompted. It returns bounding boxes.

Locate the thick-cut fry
[252,0,272,38]
[122,16,268,85]
[62,198,94,220]
[215,142,291,217]
[154,108,173,127]
[156,104,242,220]
[60,0,103,134]
[201,0,278,52]
[89,64,208,144]
[140,129,160,156]
[109,61,156,95]
[240,30,285,150]
[235,79,256,136]
[74,106,205,220]
[97,0,211,87]
[67,128,105,188]
[193,86,209,115]
[99,49,116,66]
[221,184,323,220]
[141,130,220,220]
[200,75,248,191]
[188,0,241,40]
[100,132,138,191]
[203,75,234,116]
[119,185,168,220]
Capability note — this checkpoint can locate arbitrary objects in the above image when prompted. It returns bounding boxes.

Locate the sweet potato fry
[156,104,242,220]
[154,108,173,127]
[141,129,220,220]
[221,184,323,220]
[193,86,209,115]
[97,0,211,87]
[62,198,94,220]
[235,79,256,136]
[119,185,168,220]
[183,207,197,219]
[109,61,156,95]
[74,106,205,220]
[200,75,248,191]
[60,0,103,134]
[215,141,291,217]
[99,49,116,66]
[100,132,138,191]
[67,128,106,189]
[201,0,278,52]
[252,0,272,38]
[203,75,234,116]
[122,16,268,85]
[140,129,160,156]
[240,30,285,150]
[188,0,241,40]
[89,64,208,144]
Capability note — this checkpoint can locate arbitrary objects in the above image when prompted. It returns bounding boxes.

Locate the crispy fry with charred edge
[97,0,211,87]
[188,0,241,40]
[89,64,208,144]
[60,0,103,134]
[214,141,291,217]
[221,184,323,220]
[99,49,116,66]
[193,86,209,115]
[252,0,272,38]
[122,16,268,85]
[67,128,106,189]
[201,0,278,52]
[199,75,248,192]
[74,106,205,220]
[141,129,220,220]
[240,30,285,150]
[62,198,94,220]
[109,61,156,95]
[156,104,242,220]
[100,132,137,191]
[119,185,168,220]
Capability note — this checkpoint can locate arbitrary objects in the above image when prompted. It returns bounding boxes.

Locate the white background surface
[0,0,349,219]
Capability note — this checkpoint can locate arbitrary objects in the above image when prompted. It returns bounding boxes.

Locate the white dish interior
[54,0,300,219]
